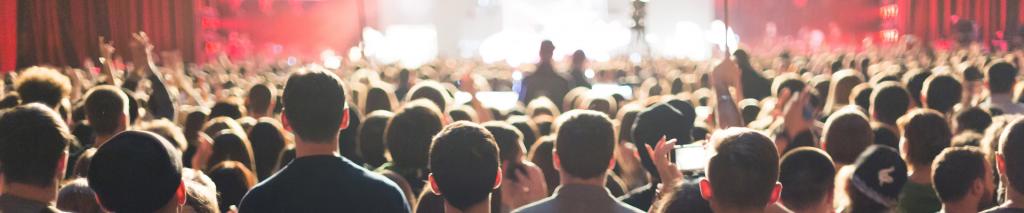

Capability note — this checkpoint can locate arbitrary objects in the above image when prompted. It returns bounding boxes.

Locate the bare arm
[711,59,744,129]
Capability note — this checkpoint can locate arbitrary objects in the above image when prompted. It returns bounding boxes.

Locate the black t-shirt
[238,155,411,212]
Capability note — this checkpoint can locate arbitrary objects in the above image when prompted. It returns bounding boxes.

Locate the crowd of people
[2,30,1024,213]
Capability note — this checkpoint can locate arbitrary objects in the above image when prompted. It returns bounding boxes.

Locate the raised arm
[128,32,175,120]
[711,58,745,129]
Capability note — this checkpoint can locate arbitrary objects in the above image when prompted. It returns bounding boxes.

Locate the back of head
[632,103,695,176]
[183,108,210,143]
[429,121,500,210]
[706,128,780,208]
[140,119,188,152]
[15,66,70,108]
[986,61,1017,94]
[779,147,836,211]
[359,110,394,168]
[870,82,910,125]
[616,105,642,143]
[555,110,616,179]
[528,136,559,194]
[898,109,952,167]
[363,84,398,113]
[953,106,992,134]
[872,123,900,149]
[931,146,986,203]
[88,130,183,213]
[507,115,540,149]
[84,85,128,136]
[248,119,287,180]
[246,84,275,117]
[184,180,219,213]
[998,117,1024,194]
[406,80,451,111]
[922,74,962,113]
[208,132,257,175]
[202,116,246,141]
[850,83,874,111]
[208,161,257,212]
[527,96,560,119]
[826,70,863,113]
[0,103,71,187]
[283,68,347,142]
[210,97,246,120]
[848,145,908,209]
[483,121,525,164]
[584,95,617,118]
[386,99,444,169]
[823,107,874,165]
[57,178,103,213]
[903,70,932,107]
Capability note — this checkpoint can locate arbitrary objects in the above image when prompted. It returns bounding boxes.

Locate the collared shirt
[982,94,1024,115]
[0,194,63,213]
[513,184,643,213]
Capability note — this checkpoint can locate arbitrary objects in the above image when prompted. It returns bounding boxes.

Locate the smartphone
[674,143,707,171]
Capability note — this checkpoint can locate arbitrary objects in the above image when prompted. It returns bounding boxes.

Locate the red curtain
[0,0,16,72]
[901,0,1021,45]
[14,0,196,70]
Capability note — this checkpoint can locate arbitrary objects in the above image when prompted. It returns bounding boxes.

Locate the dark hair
[448,106,477,122]
[850,83,874,111]
[951,131,984,147]
[706,128,780,208]
[339,106,364,165]
[999,117,1024,194]
[779,147,836,211]
[555,110,616,179]
[772,74,806,97]
[902,70,931,107]
[57,178,103,213]
[184,180,219,213]
[922,74,962,114]
[184,108,210,144]
[507,116,540,150]
[283,68,347,142]
[248,119,287,180]
[0,103,72,186]
[616,106,642,143]
[822,108,874,165]
[207,132,257,175]
[872,124,899,148]
[84,85,128,136]
[483,121,527,182]
[584,95,617,118]
[385,99,444,169]
[246,84,275,117]
[72,148,97,178]
[986,61,1018,94]
[528,136,559,194]
[359,111,394,168]
[632,103,695,180]
[898,109,952,166]
[429,121,500,210]
[953,106,992,134]
[931,146,986,202]
[88,131,182,213]
[208,161,257,212]
[0,92,20,109]
[406,81,451,110]
[15,67,70,108]
[210,97,246,120]
[870,82,910,125]
[650,181,713,213]
[362,85,398,113]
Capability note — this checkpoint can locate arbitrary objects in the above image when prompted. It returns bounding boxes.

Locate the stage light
[585,69,595,79]
[512,70,524,81]
[348,46,362,62]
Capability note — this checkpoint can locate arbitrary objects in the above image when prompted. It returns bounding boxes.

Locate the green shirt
[896,181,941,213]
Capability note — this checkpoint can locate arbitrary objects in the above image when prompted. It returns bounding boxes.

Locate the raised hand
[98,36,115,60]
[645,136,682,192]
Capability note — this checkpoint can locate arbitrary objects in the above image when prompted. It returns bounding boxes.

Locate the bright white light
[321,49,341,69]
[707,20,740,54]
[661,21,709,60]
[629,53,643,64]
[585,69,595,79]
[348,46,363,62]
[479,29,543,66]
[512,71,523,81]
[286,57,298,66]
[361,26,438,68]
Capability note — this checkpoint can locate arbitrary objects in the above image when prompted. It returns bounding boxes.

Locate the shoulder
[511,197,556,213]
[615,201,645,213]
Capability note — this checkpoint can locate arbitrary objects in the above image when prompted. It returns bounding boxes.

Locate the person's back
[981,61,1024,114]
[238,68,409,212]
[521,40,570,107]
[514,110,643,213]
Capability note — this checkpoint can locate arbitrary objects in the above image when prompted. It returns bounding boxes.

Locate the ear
[281,111,293,132]
[607,157,617,172]
[176,180,186,206]
[552,149,562,171]
[997,153,1007,179]
[118,112,129,132]
[971,176,985,197]
[768,182,783,204]
[428,173,442,195]
[699,178,714,200]
[56,151,68,180]
[339,107,350,130]
[493,167,503,190]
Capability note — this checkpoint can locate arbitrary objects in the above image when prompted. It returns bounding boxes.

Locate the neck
[941,198,980,213]
[294,136,340,158]
[3,182,57,205]
[908,165,932,184]
[444,198,490,213]
[559,171,606,187]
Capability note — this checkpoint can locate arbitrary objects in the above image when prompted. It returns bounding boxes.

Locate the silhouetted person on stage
[521,40,570,107]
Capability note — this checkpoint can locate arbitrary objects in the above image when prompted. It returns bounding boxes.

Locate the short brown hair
[0,103,72,187]
[554,110,616,179]
[84,85,128,136]
[246,84,275,116]
[998,117,1024,194]
[15,66,70,108]
[429,121,500,210]
[931,146,986,202]
[282,68,347,142]
[823,107,874,164]
[707,128,780,208]
[385,99,444,169]
[898,109,952,166]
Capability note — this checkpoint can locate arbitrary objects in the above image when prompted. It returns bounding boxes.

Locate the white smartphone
[674,143,707,171]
